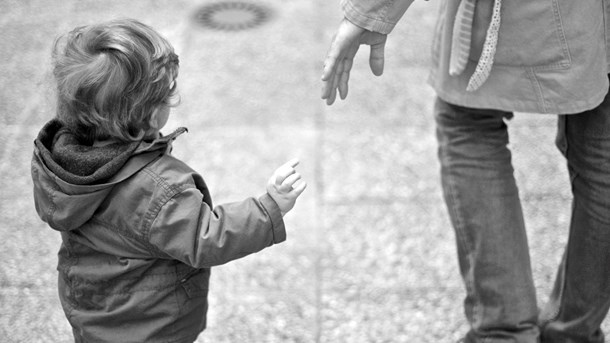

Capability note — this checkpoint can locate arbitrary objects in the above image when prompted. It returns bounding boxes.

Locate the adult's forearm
[341,0,415,34]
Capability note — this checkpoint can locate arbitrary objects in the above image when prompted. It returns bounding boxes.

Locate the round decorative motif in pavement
[194,2,271,31]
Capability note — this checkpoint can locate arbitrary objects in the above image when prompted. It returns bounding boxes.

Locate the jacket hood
[31,119,186,232]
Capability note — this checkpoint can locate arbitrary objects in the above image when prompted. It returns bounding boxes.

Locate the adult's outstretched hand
[321,18,388,105]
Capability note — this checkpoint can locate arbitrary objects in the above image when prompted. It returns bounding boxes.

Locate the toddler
[31,18,306,343]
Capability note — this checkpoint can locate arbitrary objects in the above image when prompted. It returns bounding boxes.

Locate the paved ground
[0,0,607,342]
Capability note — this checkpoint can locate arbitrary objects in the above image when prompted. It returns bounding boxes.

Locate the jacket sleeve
[148,188,286,268]
[341,0,415,34]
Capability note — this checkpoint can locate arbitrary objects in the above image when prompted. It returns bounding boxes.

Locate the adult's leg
[435,97,540,343]
[539,89,610,343]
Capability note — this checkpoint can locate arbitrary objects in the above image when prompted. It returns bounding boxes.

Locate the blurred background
[0,0,604,342]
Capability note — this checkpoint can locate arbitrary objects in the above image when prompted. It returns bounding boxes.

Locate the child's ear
[148,107,160,129]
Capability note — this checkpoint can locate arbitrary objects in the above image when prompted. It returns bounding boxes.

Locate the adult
[321,1,610,342]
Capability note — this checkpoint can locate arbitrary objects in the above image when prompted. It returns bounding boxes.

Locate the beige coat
[342,0,609,114]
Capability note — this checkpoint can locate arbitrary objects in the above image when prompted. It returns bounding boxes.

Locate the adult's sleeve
[148,188,286,268]
[341,0,416,34]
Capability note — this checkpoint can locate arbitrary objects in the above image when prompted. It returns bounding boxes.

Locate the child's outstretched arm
[147,158,307,268]
[266,158,307,216]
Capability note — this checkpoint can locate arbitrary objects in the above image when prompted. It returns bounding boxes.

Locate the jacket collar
[134,127,188,155]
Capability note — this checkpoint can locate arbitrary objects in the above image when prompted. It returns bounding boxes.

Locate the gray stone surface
[1,0,607,342]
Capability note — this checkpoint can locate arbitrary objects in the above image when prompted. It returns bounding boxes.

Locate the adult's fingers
[322,35,341,83]
[322,30,352,83]
[321,38,346,102]
[325,73,338,105]
[338,41,359,100]
[322,20,362,79]
[329,60,344,103]
[321,73,335,102]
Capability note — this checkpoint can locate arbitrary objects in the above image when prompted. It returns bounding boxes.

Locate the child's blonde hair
[52,18,179,143]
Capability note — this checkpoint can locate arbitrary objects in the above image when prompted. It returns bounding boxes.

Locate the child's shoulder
[140,152,205,192]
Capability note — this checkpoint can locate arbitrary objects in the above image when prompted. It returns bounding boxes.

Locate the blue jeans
[434,93,610,343]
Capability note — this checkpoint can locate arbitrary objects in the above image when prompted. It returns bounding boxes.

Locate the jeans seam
[546,116,570,326]
[446,171,481,330]
[555,115,570,322]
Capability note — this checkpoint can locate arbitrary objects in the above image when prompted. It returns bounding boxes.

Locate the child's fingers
[283,173,302,187]
[291,180,307,196]
[275,168,295,186]
[274,159,300,185]
[279,173,302,192]
[282,158,299,169]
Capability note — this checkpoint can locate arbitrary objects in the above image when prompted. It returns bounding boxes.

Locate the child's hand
[266,158,307,216]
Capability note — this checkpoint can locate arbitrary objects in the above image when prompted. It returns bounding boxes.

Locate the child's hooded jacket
[31,119,286,343]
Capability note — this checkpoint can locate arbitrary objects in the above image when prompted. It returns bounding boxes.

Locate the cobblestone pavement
[1,1,607,342]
